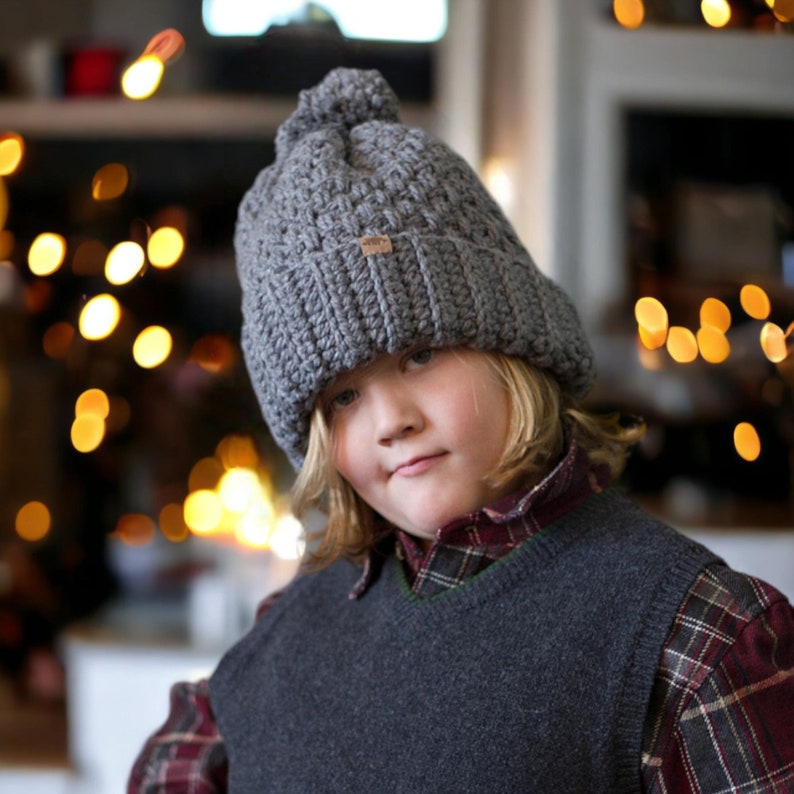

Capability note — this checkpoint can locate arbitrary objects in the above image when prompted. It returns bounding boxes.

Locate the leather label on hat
[358,235,392,256]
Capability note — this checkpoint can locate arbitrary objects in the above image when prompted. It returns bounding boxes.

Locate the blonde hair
[292,351,643,568]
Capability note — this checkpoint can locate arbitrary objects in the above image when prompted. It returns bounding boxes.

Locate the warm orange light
[15,501,51,542]
[613,0,645,28]
[143,28,186,64]
[114,513,156,546]
[184,489,223,534]
[159,503,189,542]
[28,233,66,276]
[92,163,129,201]
[75,388,110,419]
[121,55,164,100]
[771,0,794,21]
[132,325,172,369]
[189,456,225,492]
[190,334,236,374]
[696,325,730,364]
[740,284,771,320]
[216,434,260,470]
[105,241,145,285]
[78,294,121,340]
[0,133,24,176]
[634,296,669,350]
[147,226,184,268]
[71,414,105,453]
[699,297,731,333]
[701,0,731,27]
[666,326,698,363]
[637,324,667,351]
[734,422,761,462]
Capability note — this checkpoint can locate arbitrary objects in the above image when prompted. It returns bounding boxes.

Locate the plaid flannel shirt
[128,443,794,793]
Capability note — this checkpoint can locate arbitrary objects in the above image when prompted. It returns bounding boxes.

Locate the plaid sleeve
[127,678,227,793]
[127,590,287,793]
[127,680,227,794]
[642,564,794,793]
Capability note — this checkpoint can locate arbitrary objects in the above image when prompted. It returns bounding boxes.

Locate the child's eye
[328,388,358,411]
[405,348,433,369]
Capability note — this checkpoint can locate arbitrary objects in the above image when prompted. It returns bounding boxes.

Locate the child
[129,68,794,793]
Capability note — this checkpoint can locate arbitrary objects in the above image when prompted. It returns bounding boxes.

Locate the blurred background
[0,0,792,791]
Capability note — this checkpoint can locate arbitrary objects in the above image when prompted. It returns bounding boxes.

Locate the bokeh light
[114,513,156,546]
[217,468,261,514]
[613,0,645,28]
[189,456,224,491]
[0,133,24,176]
[771,0,794,21]
[147,226,184,268]
[234,500,275,549]
[734,422,761,462]
[28,232,66,276]
[191,334,237,374]
[666,326,698,363]
[184,489,224,534]
[121,55,164,100]
[75,388,110,419]
[71,413,105,453]
[701,0,731,26]
[760,322,788,363]
[740,284,771,320]
[159,502,189,543]
[78,294,121,340]
[15,501,51,542]
[699,297,731,333]
[92,163,129,201]
[696,324,730,364]
[143,28,186,64]
[634,296,669,350]
[132,325,173,368]
[216,434,260,470]
[270,513,307,560]
[105,240,145,285]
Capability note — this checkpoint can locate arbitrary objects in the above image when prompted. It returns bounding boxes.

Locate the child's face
[323,348,516,540]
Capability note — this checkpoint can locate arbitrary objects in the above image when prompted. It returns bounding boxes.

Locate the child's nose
[372,384,423,444]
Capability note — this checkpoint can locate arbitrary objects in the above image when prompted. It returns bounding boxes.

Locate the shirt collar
[350,439,609,600]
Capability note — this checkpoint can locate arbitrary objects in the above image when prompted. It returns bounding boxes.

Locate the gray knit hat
[235,67,594,469]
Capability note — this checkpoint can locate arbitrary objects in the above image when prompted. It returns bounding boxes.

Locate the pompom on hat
[235,67,595,469]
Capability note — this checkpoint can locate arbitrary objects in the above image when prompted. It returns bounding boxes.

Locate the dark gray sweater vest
[210,490,719,793]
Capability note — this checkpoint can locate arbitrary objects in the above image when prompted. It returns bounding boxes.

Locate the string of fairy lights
[634,287,792,462]
[613,0,794,29]
[1,29,305,562]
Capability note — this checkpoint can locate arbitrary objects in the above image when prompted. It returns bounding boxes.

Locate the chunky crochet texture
[235,67,595,469]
